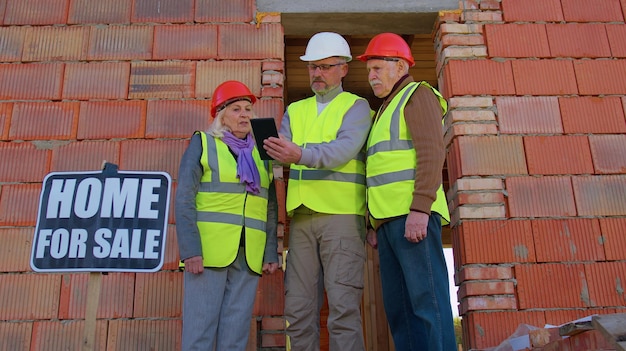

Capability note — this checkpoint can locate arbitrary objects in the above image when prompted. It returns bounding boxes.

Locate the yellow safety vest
[366,82,450,225]
[286,92,367,216]
[194,131,271,274]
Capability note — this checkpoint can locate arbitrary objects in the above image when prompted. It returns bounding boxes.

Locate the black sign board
[31,163,171,273]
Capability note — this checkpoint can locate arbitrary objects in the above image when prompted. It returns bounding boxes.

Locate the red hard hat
[210,80,257,117]
[357,33,415,67]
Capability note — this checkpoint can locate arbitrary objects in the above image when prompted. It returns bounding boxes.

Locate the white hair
[206,105,258,138]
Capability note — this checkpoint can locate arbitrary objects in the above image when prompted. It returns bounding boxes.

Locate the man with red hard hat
[264,32,372,351]
[358,33,456,351]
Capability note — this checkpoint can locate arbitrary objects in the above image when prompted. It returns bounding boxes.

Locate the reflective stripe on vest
[194,131,271,274]
[366,82,450,225]
[286,92,367,216]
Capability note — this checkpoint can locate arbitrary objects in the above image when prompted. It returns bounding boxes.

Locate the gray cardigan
[175,133,279,266]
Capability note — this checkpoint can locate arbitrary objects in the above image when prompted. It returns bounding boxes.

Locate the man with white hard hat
[264,32,372,351]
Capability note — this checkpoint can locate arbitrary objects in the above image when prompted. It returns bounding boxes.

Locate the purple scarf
[221,131,261,194]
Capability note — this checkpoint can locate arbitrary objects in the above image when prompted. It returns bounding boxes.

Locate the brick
[485,24,550,58]
[0,273,61,319]
[23,26,89,62]
[444,123,498,149]
[254,99,285,122]
[262,61,284,72]
[119,139,188,178]
[63,62,130,100]
[462,11,502,22]
[219,24,283,60]
[524,136,594,175]
[506,176,577,217]
[262,317,286,331]
[480,0,501,10]
[0,103,10,140]
[501,0,563,22]
[531,219,604,263]
[0,0,5,25]
[261,333,287,347]
[496,96,562,134]
[9,102,79,141]
[129,61,195,99]
[449,97,493,109]
[515,263,587,308]
[146,100,212,139]
[0,228,33,272]
[4,0,68,25]
[450,178,504,193]
[606,24,626,57]
[457,136,527,176]
[456,265,513,283]
[440,46,488,61]
[0,322,32,351]
[559,96,626,134]
[0,142,49,183]
[589,134,626,174]
[262,70,284,86]
[447,110,495,123]
[196,0,254,22]
[573,59,626,95]
[133,272,182,318]
[31,320,107,351]
[77,101,146,140]
[106,320,181,350]
[600,218,626,260]
[0,183,41,226]
[561,0,624,22]
[88,25,153,61]
[544,309,608,326]
[132,0,193,23]
[153,24,218,60]
[50,140,120,172]
[546,24,611,58]
[167,184,176,225]
[465,311,546,350]
[196,61,262,98]
[453,192,505,207]
[254,269,284,316]
[161,224,180,270]
[256,11,280,24]
[460,296,516,314]
[439,23,483,35]
[458,281,515,298]
[0,26,26,62]
[68,0,131,24]
[261,86,284,98]
[572,175,626,216]
[512,60,578,96]
[440,34,485,49]
[58,273,135,319]
[584,262,626,307]
[443,60,515,97]
[454,205,506,221]
[457,220,534,265]
[0,63,63,100]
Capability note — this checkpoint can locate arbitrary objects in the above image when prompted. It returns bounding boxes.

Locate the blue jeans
[377,213,456,351]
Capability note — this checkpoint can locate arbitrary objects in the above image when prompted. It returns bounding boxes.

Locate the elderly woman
[175,80,279,351]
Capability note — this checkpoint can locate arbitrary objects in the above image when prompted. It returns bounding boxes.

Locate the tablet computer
[250,117,279,160]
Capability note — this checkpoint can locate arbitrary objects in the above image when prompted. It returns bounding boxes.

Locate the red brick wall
[436,0,626,349]
[0,0,286,350]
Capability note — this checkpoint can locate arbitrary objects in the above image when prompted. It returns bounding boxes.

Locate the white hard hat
[300,32,352,62]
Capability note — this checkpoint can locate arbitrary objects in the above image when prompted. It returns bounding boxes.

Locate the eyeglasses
[306,63,345,72]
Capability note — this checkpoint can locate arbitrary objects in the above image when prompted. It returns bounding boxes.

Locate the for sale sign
[31,163,171,273]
